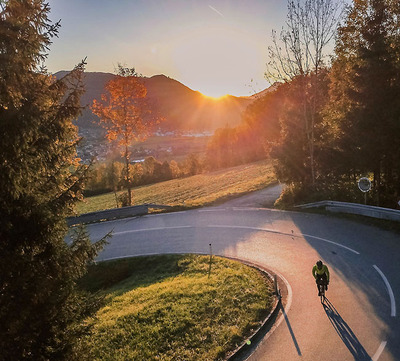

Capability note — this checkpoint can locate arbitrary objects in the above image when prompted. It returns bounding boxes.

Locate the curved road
[86,185,399,360]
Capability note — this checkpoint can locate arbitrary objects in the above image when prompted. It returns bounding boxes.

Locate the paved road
[217,183,284,208]
[85,186,399,361]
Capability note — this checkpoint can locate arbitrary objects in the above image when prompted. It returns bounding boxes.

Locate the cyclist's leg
[322,273,328,291]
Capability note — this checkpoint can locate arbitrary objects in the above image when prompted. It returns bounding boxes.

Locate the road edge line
[373,265,396,317]
[372,341,387,361]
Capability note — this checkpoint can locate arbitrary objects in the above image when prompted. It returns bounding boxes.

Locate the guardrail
[296,200,400,222]
[67,204,172,226]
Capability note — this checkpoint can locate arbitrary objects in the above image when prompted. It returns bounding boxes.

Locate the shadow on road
[293,213,398,359]
[323,298,370,360]
[280,302,302,356]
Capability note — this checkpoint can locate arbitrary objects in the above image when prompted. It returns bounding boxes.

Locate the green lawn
[80,254,274,361]
[77,160,276,214]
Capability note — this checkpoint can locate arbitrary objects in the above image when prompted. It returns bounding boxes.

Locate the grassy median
[80,254,274,361]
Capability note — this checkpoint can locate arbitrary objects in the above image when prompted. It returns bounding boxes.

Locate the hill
[249,81,280,99]
[55,71,255,133]
[77,160,275,214]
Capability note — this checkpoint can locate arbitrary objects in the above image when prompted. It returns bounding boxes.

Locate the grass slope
[77,160,276,214]
[80,255,274,361]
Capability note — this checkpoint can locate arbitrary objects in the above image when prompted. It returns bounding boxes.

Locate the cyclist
[312,260,330,296]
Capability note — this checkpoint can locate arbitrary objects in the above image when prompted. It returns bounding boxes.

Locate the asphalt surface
[84,184,399,361]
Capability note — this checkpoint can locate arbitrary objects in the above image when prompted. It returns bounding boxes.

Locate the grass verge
[79,254,274,361]
[77,160,276,214]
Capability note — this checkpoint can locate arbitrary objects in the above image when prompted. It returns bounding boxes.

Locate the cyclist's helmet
[316,260,323,268]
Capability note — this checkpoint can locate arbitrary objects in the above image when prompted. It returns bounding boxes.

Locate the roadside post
[208,243,212,278]
[273,274,280,298]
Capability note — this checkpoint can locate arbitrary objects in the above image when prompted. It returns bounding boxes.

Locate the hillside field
[77,160,276,214]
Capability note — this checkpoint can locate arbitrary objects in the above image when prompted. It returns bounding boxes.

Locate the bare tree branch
[265,0,345,186]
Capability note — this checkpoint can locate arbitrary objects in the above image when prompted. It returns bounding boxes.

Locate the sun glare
[171,26,263,97]
[201,93,229,100]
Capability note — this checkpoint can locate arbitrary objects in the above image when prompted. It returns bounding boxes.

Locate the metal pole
[208,243,212,278]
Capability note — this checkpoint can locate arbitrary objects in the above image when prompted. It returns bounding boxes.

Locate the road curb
[223,257,285,361]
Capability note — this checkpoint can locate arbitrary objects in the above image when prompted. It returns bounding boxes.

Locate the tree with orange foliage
[92,65,157,206]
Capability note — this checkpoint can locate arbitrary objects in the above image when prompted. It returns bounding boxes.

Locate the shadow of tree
[323,298,370,360]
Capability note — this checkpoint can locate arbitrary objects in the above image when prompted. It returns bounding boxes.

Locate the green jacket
[312,264,330,282]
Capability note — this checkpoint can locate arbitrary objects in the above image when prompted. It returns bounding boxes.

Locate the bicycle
[318,282,326,304]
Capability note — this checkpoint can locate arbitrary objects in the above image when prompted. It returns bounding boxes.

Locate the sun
[201,93,230,100]
[170,26,263,97]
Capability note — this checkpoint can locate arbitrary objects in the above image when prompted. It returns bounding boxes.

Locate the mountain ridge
[54,71,269,133]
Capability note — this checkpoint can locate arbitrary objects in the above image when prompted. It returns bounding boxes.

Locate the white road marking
[112,224,361,255]
[232,207,265,211]
[198,207,280,212]
[373,265,396,317]
[207,225,361,255]
[208,225,271,232]
[113,226,192,235]
[198,209,222,212]
[302,233,360,255]
[371,341,387,361]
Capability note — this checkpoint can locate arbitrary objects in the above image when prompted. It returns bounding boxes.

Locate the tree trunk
[301,76,316,187]
[308,112,316,186]
[125,145,132,206]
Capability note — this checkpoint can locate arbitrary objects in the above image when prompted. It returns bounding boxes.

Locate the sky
[45,1,288,98]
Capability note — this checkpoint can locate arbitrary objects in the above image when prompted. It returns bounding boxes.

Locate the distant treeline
[85,154,202,197]
[204,88,282,170]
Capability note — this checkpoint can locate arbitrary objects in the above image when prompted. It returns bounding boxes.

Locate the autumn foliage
[92,67,149,145]
[205,87,284,169]
[92,66,158,205]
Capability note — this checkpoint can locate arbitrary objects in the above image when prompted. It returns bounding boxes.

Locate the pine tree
[327,0,400,206]
[0,1,107,359]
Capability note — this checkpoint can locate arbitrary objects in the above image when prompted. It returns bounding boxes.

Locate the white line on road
[208,225,272,232]
[99,251,196,262]
[207,225,361,255]
[113,226,193,235]
[371,341,387,361]
[373,265,396,317]
[232,207,265,211]
[302,233,360,255]
[111,224,361,255]
[198,209,222,212]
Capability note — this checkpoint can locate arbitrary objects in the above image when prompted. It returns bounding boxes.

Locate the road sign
[358,177,371,193]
